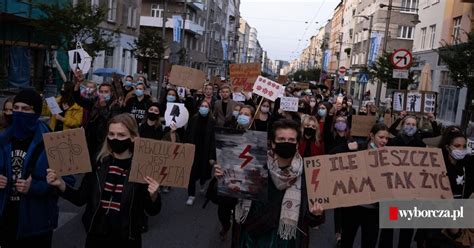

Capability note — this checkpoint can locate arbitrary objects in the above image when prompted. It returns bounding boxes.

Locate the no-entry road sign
[391,49,413,69]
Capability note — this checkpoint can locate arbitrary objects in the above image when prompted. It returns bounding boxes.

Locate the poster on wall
[393,92,405,112]
[406,91,422,113]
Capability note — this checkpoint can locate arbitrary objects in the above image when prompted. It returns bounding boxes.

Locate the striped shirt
[100,159,131,213]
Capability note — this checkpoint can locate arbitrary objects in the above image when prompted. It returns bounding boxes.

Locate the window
[401,0,418,12]
[429,25,436,48]
[420,27,426,49]
[452,17,462,44]
[398,26,414,39]
[127,7,133,27]
[438,85,459,123]
[107,0,117,22]
[349,29,353,39]
[151,4,163,18]
[104,48,114,68]
[440,71,451,85]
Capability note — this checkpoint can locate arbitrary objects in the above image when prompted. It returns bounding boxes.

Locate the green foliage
[131,27,165,60]
[35,2,117,57]
[290,68,321,82]
[437,31,474,94]
[369,52,417,89]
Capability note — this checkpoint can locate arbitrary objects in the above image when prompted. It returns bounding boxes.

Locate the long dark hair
[59,82,75,106]
[368,123,389,142]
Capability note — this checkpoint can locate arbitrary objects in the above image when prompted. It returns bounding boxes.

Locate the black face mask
[148,112,159,121]
[107,138,133,154]
[3,113,12,126]
[304,128,316,139]
[273,142,297,159]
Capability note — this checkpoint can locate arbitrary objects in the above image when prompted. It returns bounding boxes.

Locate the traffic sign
[391,49,413,69]
[338,76,345,84]
[338,66,346,76]
[393,69,409,79]
[358,73,369,84]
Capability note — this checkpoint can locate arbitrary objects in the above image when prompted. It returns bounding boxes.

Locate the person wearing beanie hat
[138,102,163,140]
[0,89,75,247]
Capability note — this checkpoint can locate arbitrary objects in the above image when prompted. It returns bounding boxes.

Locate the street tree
[369,52,417,90]
[130,27,166,68]
[35,2,117,57]
[437,31,474,126]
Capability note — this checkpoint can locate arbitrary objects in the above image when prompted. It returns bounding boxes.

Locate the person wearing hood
[214,119,325,247]
[0,90,74,247]
[185,100,216,206]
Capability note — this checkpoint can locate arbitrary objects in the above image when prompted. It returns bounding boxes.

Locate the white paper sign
[165,103,189,128]
[45,97,62,115]
[252,76,284,102]
[423,92,436,113]
[467,139,474,156]
[232,92,246,102]
[68,48,92,74]
[280,97,298,112]
[393,69,409,79]
[406,91,422,113]
[177,87,186,98]
[393,92,405,112]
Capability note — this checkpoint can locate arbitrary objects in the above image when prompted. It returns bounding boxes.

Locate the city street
[53,185,339,248]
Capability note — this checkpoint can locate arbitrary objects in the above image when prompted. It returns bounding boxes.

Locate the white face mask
[309,102,316,107]
[261,107,270,113]
[451,148,468,161]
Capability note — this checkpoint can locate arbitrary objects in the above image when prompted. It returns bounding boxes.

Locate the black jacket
[388,118,440,147]
[61,156,161,240]
[124,95,154,124]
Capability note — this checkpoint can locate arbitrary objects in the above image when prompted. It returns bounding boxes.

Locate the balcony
[140,16,204,35]
[174,0,204,11]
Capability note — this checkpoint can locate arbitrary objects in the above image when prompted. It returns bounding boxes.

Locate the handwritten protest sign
[229,63,261,92]
[304,147,453,209]
[169,65,206,90]
[216,128,268,201]
[280,97,298,112]
[252,76,285,102]
[350,115,378,137]
[45,97,62,115]
[43,128,91,176]
[129,138,195,188]
[277,75,288,85]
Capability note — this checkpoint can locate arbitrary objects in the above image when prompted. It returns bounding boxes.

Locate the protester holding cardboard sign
[339,123,390,248]
[214,119,324,247]
[0,89,75,247]
[388,111,441,146]
[46,114,161,248]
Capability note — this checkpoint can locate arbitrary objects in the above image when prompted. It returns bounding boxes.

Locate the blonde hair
[302,115,321,144]
[96,113,139,162]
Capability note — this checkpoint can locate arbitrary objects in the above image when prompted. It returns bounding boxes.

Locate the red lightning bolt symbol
[159,167,168,184]
[173,145,180,159]
[239,145,253,169]
[311,169,320,192]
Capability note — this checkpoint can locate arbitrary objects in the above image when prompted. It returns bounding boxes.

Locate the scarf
[235,153,303,240]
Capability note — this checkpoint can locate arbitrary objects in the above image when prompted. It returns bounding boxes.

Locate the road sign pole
[398,78,402,90]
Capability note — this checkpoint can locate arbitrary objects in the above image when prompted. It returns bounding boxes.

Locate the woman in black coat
[46,114,161,248]
[185,100,217,206]
[387,112,440,147]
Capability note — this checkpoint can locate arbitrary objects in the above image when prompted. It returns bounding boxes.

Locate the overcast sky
[240,0,340,62]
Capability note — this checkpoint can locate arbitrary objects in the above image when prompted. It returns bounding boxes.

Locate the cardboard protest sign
[129,138,195,187]
[169,65,206,90]
[45,97,62,115]
[215,128,268,201]
[252,76,284,102]
[304,147,453,209]
[350,115,377,137]
[277,75,288,85]
[210,75,223,87]
[280,97,298,112]
[43,128,91,176]
[165,103,189,128]
[229,63,261,92]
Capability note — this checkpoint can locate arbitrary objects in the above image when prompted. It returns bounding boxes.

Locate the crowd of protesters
[0,68,472,248]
